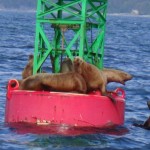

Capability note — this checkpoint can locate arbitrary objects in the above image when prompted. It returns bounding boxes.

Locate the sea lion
[73,57,133,103]
[134,117,150,130]
[60,57,74,73]
[73,57,107,95]
[22,55,34,79]
[133,101,150,130]
[19,72,87,94]
[102,68,133,85]
[22,54,47,79]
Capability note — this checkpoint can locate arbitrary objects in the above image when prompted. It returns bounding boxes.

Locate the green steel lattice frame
[33,0,108,74]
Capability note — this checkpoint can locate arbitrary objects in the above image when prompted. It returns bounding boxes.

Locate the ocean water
[0,10,150,149]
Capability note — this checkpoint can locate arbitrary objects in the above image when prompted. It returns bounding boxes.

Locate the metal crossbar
[33,0,108,73]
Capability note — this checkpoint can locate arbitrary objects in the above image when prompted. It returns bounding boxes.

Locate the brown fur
[60,57,133,85]
[73,57,133,103]
[102,68,133,85]
[60,57,74,73]
[22,55,33,79]
[19,72,87,94]
[73,57,107,95]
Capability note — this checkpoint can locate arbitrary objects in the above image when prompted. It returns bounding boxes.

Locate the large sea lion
[73,57,133,103]
[22,55,34,79]
[19,72,87,94]
[73,57,107,95]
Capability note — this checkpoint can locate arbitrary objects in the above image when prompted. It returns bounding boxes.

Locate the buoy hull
[5,88,125,128]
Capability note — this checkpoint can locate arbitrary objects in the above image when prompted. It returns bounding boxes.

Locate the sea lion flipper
[107,94,116,104]
[147,100,150,110]
[102,93,116,104]
[143,117,150,127]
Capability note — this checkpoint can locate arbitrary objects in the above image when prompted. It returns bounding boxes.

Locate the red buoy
[5,79,125,128]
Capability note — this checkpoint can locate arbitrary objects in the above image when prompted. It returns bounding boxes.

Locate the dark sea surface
[0,10,150,149]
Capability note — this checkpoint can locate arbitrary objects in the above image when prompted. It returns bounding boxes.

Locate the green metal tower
[33,0,108,74]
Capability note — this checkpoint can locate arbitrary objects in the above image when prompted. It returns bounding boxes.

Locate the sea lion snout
[73,57,83,66]
[122,73,133,82]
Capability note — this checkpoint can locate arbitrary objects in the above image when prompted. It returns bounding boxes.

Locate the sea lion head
[73,57,84,74]
[73,57,83,66]
[60,57,74,73]
[121,72,133,84]
[29,54,34,60]
[22,54,34,79]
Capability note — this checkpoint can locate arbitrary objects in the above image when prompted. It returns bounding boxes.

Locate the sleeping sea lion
[19,72,87,94]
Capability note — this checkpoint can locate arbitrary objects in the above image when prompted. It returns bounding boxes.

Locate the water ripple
[0,11,150,150]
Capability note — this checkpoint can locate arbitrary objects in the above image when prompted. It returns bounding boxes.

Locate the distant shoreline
[0,9,150,18]
[107,13,150,18]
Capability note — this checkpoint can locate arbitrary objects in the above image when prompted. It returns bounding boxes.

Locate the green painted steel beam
[33,0,108,74]
[39,0,81,18]
[37,19,82,24]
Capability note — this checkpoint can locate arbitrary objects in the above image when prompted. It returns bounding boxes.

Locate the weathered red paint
[5,79,125,128]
